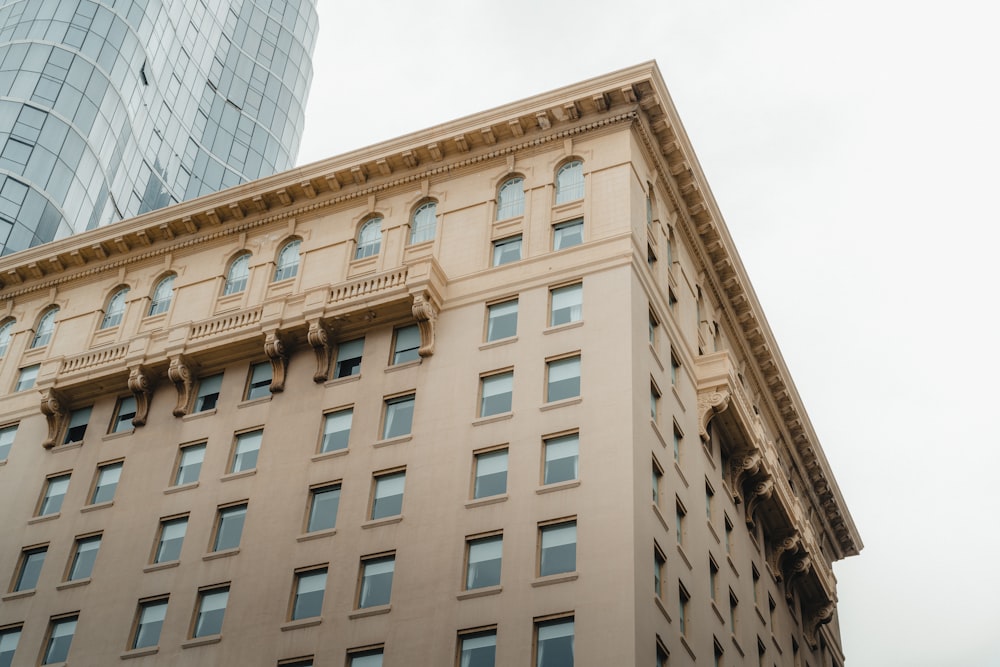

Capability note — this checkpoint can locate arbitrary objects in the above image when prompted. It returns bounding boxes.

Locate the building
[0,62,862,666]
[0,0,318,255]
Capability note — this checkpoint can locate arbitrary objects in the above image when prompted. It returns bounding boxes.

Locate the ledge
[654,595,672,622]
[707,520,720,545]
[676,544,692,571]
[237,396,271,409]
[539,396,582,412]
[384,359,421,373]
[143,560,180,573]
[531,572,578,587]
[51,441,83,453]
[297,528,337,542]
[457,585,502,600]
[755,605,767,626]
[348,604,391,619]
[311,448,349,462]
[731,634,745,656]
[727,554,739,577]
[102,429,134,442]
[183,409,216,421]
[1,589,35,601]
[81,500,114,513]
[362,516,403,530]
[164,482,199,495]
[372,435,412,449]
[181,634,222,649]
[680,635,696,660]
[649,343,664,371]
[673,460,689,488]
[650,419,667,448]
[472,412,513,427]
[56,578,90,590]
[324,373,362,388]
[543,320,584,335]
[711,601,725,624]
[652,503,670,533]
[220,468,256,482]
[535,479,580,495]
[465,494,508,509]
[120,646,159,660]
[203,548,240,561]
[28,512,59,524]
[479,336,517,350]
[280,617,322,632]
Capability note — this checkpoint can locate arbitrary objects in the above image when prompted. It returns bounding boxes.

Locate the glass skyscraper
[0,0,317,255]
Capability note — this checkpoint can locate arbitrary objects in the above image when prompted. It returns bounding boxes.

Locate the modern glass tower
[0,0,318,255]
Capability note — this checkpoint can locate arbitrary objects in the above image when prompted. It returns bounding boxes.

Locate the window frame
[41,613,78,665]
[30,306,58,348]
[110,395,137,433]
[485,297,518,342]
[471,446,508,499]
[554,159,584,204]
[244,361,272,400]
[289,565,328,621]
[491,234,522,266]
[0,318,14,357]
[549,282,582,327]
[369,468,406,520]
[223,252,251,295]
[229,428,263,474]
[347,646,384,667]
[391,324,421,365]
[173,442,206,486]
[464,532,503,590]
[355,217,383,260]
[537,518,577,578]
[533,614,575,667]
[147,274,176,317]
[0,624,22,667]
[319,406,353,453]
[654,543,667,599]
[193,373,223,413]
[190,584,230,639]
[273,239,301,282]
[333,338,364,378]
[479,369,513,417]
[100,287,129,329]
[305,482,341,533]
[152,514,189,564]
[542,431,579,485]
[88,460,123,505]
[381,392,415,440]
[0,422,17,462]
[457,627,498,667]
[210,502,248,552]
[545,354,581,403]
[37,472,71,516]
[356,552,395,609]
[11,544,47,592]
[65,532,102,582]
[15,364,40,392]
[130,595,169,650]
[63,406,92,444]
[552,218,583,250]
[409,201,437,245]
[496,176,525,220]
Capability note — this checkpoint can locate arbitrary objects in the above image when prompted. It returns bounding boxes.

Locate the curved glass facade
[0,0,317,255]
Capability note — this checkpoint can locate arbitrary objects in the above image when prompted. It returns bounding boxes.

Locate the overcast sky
[297,2,1000,664]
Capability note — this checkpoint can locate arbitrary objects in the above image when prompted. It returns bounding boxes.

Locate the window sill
[362,515,403,530]
[52,441,83,452]
[373,434,412,449]
[325,373,361,388]
[281,617,322,632]
[312,448,349,462]
[182,634,222,649]
[727,554,739,577]
[183,409,217,422]
[539,396,582,412]
[81,500,114,513]
[203,548,240,561]
[143,561,180,573]
[1,589,35,601]
[543,320,584,335]
[702,441,717,468]
[297,528,337,542]
[28,512,60,525]
[457,585,502,600]
[120,646,159,659]
[384,359,421,373]
[649,419,667,447]
[680,635,696,660]
[711,600,725,624]
[731,634,745,656]
[348,604,391,619]
[531,572,579,587]
[479,336,517,350]
[165,482,199,495]
[755,605,767,626]
[220,468,256,482]
[671,384,685,410]
[472,412,513,427]
[676,544,693,571]
[652,503,670,533]
[654,595,672,622]
[649,343,664,370]
[465,494,508,509]
[237,396,272,409]
[56,578,90,590]
[536,479,580,495]
[707,520,721,545]
[103,429,134,442]
[673,460,689,488]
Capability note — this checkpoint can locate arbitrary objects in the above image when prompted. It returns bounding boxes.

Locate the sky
[297,2,1000,664]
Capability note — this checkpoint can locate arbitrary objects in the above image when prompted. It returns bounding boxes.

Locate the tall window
[67,534,101,580]
[111,396,137,432]
[89,461,123,504]
[0,423,15,461]
[334,338,364,377]
[410,201,437,244]
[224,253,251,294]
[486,299,518,341]
[679,585,690,635]
[147,275,175,316]
[41,615,77,664]
[192,586,229,638]
[546,356,581,402]
[392,325,421,364]
[212,503,247,551]
[650,382,661,423]
[31,307,58,348]
[64,407,91,444]
[307,484,341,533]
[15,364,39,392]
[549,283,582,326]
[492,235,522,266]
[539,521,577,576]
[245,362,271,400]
[194,374,223,412]
[0,625,21,666]
[480,371,513,417]
[555,160,584,204]
[355,217,382,259]
[371,470,405,519]
[473,449,508,498]
[654,547,666,598]
[131,597,168,650]
[153,516,188,563]
[553,218,583,250]
[13,546,46,591]
[358,554,395,608]
[382,394,415,439]
[543,433,579,485]
[459,629,497,667]
[38,473,70,516]
[174,443,206,486]
[652,459,663,505]
[320,408,352,453]
[291,567,327,620]
[465,534,502,589]
[274,240,301,281]
[535,617,574,667]
[0,319,13,357]
[496,176,525,220]
[230,430,262,473]
[100,288,128,328]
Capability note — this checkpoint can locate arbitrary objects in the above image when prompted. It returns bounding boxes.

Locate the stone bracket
[410,290,439,357]
[168,355,195,417]
[697,388,730,442]
[127,365,154,427]
[40,388,69,449]
[264,330,289,392]
[307,319,333,382]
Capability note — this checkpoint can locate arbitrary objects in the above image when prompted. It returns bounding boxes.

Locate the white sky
[298,2,1000,664]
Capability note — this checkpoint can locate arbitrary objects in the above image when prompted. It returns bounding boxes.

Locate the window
[15,364,39,391]
[334,338,364,377]
[725,515,734,555]
[212,503,247,551]
[553,218,583,250]
[153,516,188,563]
[90,461,122,504]
[131,597,168,649]
[349,648,383,667]
[41,615,77,664]
[647,245,657,269]
[675,501,686,546]
[192,586,229,638]
[230,430,262,473]
[714,639,724,667]
[410,201,437,244]
[67,534,101,580]
[709,557,719,601]
[496,176,525,220]
[111,396,137,432]
[291,567,327,619]
[654,546,666,597]
[371,470,405,519]
[31,307,58,348]
[38,473,70,516]
[650,382,660,422]
[459,629,497,667]
[245,362,272,400]
[0,424,16,461]
[320,408,352,453]
[706,482,715,520]
[100,287,128,328]
[679,584,690,635]
[535,617,574,667]
[355,217,382,259]
[0,625,21,667]
[12,546,46,592]
[492,235,522,266]
[194,374,222,412]
[174,443,206,486]
[549,283,582,326]
[274,239,301,281]
[539,521,577,576]
[672,423,683,462]
[486,299,517,341]
[358,554,394,608]
[555,160,584,204]
[382,394,415,439]
[392,324,421,364]
[148,275,175,316]
[546,355,580,402]
[670,350,680,385]
[224,253,250,294]
[466,534,502,589]
[473,448,507,498]
[652,459,663,505]
[0,319,13,357]
[752,565,761,606]
[307,484,340,533]
[480,371,513,417]
[656,639,669,667]
[543,433,578,485]
[729,589,739,633]
[649,311,659,346]
[63,407,91,444]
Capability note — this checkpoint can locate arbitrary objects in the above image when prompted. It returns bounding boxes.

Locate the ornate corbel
[40,388,69,449]
[805,603,836,649]
[168,355,195,416]
[307,319,333,382]
[767,533,802,582]
[127,365,154,427]
[697,388,730,441]
[264,330,289,392]
[784,553,813,601]
[411,291,438,357]
[730,451,763,504]
[744,475,774,528]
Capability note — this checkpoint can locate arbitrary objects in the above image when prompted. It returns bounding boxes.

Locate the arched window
[148,275,176,316]
[355,217,382,259]
[31,307,58,348]
[274,240,301,282]
[496,177,525,220]
[100,287,129,329]
[409,202,437,245]
[555,160,584,204]
[0,319,14,357]
[224,253,251,294]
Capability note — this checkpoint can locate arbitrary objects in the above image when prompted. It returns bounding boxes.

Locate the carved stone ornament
[697,388,730,442]
[805,603,837,648]
[744,475,774,528]
[307,320,333,383]
[264,330,289,392]
[411,291,438,357]
[731,451,763,504]
[127,365,154,427]
[168,355,194,417]
[767,533,802,582]
[40,388,69,449]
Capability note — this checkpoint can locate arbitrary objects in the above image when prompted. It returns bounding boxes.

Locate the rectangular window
[131,597,168,649]
[382,394,415,439]
[349,648,383,667]
[334,338,364,378]
[153,515,188,563]
[650,382,660,423]
[0,423,15,461]
[546,355,580,402]
[679,584,690,635]
[539,520,577,577]
[553,218,583,250]
[12,546,46,592]
[0,625,21,667]
[480,370,513,417]
[320,408,352,453]
[291,567,327,620]
[549,283,582,326]
[535,617,574,667]
[675,500,686,546]
[459,629,497,667]
[38,473,70,516]
[212,503,247,551]
[192,585,229,638]
[654,545,666,597]
[307,483,340,533]
[652,458,663,505]
[15,364,39,392]
[66,534,101,581]
[656,639,669,667]
[473,448,507,498]
[729,589,739,632]
[648,245,657,269]
[42,614,77,665]
[64,407,91,444]
[492,235,522,266]
[230,429,262,473]
[543,433,578,485]
[392,324,421,364]
[245,362,272,400]
[194,374,223,412]
[649,311,659,346]
[371,470,405,519]
[725,515,734,555]
[671,350,680,385]
[706,482,715,520]
[710,557,719,601]
[486,299,518,341]
[752,565,761,606]
[111,396,137,432]
[673,423,683,462]
[358,554,394,608]
[466,534,502,589]
[174,443,206,486]
[89,461,123,504]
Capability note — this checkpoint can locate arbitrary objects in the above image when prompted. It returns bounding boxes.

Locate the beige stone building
[0,62,861,667]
